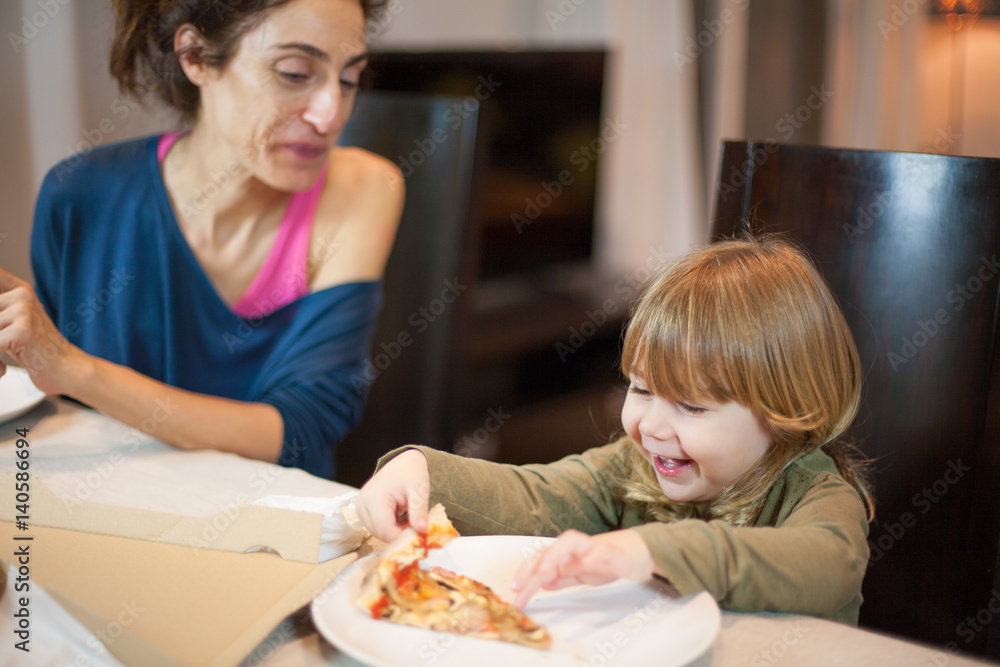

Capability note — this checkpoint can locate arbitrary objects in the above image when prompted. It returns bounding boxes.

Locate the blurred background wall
[2,0,999,281]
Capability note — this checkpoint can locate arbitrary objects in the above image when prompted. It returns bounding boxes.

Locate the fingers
[404,481,430,533]
[511,530,592,608]
[355,449,432,542]
[510,529,656,608]
[356,493,407,543]
[0,268,26,292]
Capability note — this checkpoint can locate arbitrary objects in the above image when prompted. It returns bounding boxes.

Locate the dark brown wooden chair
[334,91,488,487]
[712,140,1000,658]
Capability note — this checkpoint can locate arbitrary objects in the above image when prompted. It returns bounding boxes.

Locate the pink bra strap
[157,132,326,318]
[231,164,328,317]
[157,131,185,162]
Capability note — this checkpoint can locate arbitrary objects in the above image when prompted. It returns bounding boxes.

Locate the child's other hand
[510,529,656,608]
[354,449,431,543]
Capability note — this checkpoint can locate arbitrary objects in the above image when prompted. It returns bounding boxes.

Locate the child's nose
[638,403,675,442]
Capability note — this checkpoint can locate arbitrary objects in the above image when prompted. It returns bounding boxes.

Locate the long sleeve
[378,443,632,537]
[633,469,869,624]
[379,442,869,623]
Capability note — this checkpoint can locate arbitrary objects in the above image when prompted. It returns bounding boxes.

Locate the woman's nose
[302,84,340,135]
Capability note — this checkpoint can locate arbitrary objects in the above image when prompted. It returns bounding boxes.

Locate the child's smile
[621,375,772,502]
[652,455,694,477]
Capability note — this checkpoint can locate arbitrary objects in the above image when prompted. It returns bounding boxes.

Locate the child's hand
[354,449,431,542]
[510,529,656,608]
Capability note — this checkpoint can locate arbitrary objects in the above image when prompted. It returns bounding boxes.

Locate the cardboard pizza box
[0,475,327,564]
[0,520,356,667]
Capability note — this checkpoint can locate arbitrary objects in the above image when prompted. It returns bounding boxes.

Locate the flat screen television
[364,50,607,281]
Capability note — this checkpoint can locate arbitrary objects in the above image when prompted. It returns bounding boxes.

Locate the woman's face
[195,0,367,191]
[621,373,772,503]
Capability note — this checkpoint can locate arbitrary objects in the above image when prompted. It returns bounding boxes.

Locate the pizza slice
[356,503,552,650]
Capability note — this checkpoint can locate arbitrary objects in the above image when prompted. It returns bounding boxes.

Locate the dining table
[1,396,997,667]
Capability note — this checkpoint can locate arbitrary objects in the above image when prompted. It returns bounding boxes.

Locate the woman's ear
[175,24,209,86]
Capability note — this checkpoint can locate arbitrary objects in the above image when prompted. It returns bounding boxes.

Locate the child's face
[621,374,772,503]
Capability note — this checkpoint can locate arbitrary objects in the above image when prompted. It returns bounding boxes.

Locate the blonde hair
[618,236,873,526]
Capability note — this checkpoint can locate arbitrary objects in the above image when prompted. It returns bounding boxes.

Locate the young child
[354,236,874,624]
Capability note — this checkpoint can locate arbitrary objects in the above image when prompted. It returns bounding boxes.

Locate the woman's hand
[511,529,657,608]
[0,268,86,394]
[355,449,432,543]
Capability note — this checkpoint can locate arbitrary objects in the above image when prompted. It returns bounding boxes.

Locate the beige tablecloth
[1,398,998,667]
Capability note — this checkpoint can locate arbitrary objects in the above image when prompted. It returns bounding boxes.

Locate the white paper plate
[0,367,46,425]
[311,535,720,667]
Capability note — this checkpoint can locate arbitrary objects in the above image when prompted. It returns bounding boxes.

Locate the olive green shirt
[376,438,869,624]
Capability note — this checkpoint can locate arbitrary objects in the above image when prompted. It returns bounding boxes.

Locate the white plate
[0,367,45,425]
[311,535,720,667]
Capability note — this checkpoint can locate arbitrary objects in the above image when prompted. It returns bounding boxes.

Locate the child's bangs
[622,286,742,406]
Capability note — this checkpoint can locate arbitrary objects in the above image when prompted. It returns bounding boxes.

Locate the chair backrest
[712,140,1000,657]
[334,91,487,487]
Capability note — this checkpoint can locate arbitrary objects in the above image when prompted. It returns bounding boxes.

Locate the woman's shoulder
[43,135,157,194]
[326,145,404,192]
[308,147,405,289]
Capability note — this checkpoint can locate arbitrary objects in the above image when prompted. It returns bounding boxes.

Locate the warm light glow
[932,0,993,29]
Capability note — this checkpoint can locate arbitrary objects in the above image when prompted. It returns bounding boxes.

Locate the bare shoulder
[327,146,404,201]
[309,147,405,288]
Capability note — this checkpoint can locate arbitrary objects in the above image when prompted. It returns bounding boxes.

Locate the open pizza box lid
[0,413,372,667]
[0,521,359,667]
[0,476,367,666]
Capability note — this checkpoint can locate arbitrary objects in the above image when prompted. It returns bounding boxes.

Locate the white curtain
[821,0,923,152]
[0,0,173,282]
[595,0,707,279]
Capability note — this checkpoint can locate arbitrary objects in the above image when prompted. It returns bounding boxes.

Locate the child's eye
[628,384,651,397]
[677,402,706,415]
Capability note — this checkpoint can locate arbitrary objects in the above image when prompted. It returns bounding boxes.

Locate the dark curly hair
[109,0,388,123]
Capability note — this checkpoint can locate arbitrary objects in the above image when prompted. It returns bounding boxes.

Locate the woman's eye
[340,78,360,91]
[278,70,310,83]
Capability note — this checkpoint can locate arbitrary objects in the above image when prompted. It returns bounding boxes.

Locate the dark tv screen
[365,50,607,280]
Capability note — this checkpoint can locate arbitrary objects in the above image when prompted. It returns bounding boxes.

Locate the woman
[0,0,403,479]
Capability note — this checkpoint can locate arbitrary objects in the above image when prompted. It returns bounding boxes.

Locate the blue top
[30,135,382,479]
